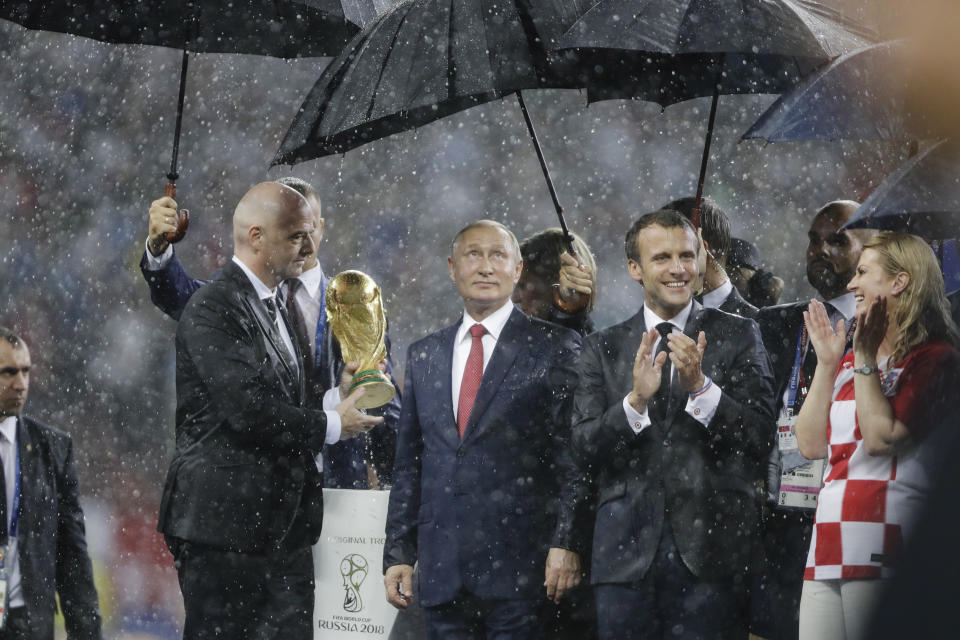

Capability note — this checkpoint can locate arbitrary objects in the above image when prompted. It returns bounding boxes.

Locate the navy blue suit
[383,308,586,637]
[140,250,400,488]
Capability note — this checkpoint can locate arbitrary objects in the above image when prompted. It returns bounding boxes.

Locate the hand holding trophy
[326,270,396,409]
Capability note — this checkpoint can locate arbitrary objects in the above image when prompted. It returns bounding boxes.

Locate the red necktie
[457,324,486,438]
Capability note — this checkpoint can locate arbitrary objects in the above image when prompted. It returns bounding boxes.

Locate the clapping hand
[853,296,888,365]
[803,300,847,370]
[627,330,668,412]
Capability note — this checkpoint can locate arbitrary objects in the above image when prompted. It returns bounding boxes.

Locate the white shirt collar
[232,255,275,301]
[643,300,693,333]
[823,292,857,321]
[0,416,17,444]
[701,280,733,310]
[457,301,515,345]
[297,262,325,299]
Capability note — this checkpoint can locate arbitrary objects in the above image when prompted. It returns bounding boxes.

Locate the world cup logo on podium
[326,270,396,409]
[340,554,369,613]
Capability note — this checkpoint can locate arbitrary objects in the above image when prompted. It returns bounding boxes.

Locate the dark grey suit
[158,260,329,638]
[572,302,776,638]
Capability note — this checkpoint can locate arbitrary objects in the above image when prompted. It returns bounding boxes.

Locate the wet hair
[520,228,598,312]
[864,232,960,363]
[275,176,321,218]
[661,196,730,264]
[0,327,23,348]
[624,209,699,263]
[728,237,762,271]
[451,220,521,261]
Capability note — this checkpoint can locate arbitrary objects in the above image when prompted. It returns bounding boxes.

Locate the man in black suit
[157,182,383,639]
[751,200,870,640]
[0,327,101,640]
[572,209,776,640]
[383,220,586,639]
[142,177,399,489]
[663,196,759,318]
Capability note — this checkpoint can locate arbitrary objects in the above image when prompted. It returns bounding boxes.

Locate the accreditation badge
[776,411,825,510]
[0,546,8,630]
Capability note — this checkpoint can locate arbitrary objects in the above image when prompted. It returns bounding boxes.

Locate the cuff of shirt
[685,380,722,428]
[622,395,651,434]
[323,387,342,444]
[143,239,173,269]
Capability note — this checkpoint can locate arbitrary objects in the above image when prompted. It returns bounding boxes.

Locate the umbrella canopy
[843,140,960,240]
[555,0,873,224]
[272,0,590,163]
[0,0,369,57]
[743,40,937,143]
[559,0,873,106]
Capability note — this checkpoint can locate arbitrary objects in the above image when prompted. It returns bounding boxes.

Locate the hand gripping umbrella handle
[552,249,590,314]
[163,183,190,244]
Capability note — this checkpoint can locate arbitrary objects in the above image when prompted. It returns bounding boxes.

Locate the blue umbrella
[843,140,960,240]
[743,40,937,142]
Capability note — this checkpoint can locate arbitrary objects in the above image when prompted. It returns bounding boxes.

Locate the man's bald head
[233,182,316,288]
[806,199,873,299]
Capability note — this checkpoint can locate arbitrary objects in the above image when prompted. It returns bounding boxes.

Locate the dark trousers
[595,522,748,640]
[750,508,813,640]
[422,591,542,640]
[168,538,314,640]
[0,608,31,640]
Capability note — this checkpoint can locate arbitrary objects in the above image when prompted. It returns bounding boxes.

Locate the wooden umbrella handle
[163,182,190,244]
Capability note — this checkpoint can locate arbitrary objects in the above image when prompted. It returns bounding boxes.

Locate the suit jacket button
[456,448,466,458]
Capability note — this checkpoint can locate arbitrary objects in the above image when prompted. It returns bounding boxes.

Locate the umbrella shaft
[693,58,724,228]
[515,91,575,253]
[168,48,191,182]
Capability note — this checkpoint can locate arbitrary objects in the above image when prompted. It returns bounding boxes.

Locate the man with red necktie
[383,220,587,639]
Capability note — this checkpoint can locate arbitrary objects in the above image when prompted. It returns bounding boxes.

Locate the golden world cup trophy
[326,270,396,410]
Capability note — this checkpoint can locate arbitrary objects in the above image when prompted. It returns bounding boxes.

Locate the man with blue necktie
[140,177,399,488]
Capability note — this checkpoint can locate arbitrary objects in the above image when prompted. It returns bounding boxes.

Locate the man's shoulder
[698,306,759,336]
[19,415,72,448]
[583,313,640,350]
[180,265,246,316]
[518,313,581,349]
[757,300,806,321]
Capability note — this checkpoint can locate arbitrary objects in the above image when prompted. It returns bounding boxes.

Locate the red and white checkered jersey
[805,341,960,580]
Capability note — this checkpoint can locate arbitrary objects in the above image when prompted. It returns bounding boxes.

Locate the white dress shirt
[701,279,733,310]
[451,301,515,421]
[286,263,326,354]
[0,416,23,607]
[622,301,723,434]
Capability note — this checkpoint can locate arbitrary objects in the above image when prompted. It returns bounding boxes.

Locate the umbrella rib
[364,6,415,122]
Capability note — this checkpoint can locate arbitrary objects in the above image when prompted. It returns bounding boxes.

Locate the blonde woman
[794,232,960,640]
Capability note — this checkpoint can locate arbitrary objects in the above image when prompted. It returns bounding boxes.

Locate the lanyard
[786,315,857,413]
[9,445,19,540]
[315,276,328,374]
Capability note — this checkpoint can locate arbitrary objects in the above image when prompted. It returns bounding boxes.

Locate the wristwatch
[853,364,879,375]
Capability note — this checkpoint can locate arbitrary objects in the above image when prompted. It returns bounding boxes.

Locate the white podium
[313,489,399,638]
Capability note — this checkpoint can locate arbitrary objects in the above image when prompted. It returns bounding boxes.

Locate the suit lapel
[461,309,524,443]
[225,262,300,390]
[14,418,33,536]
[434,323,460,451]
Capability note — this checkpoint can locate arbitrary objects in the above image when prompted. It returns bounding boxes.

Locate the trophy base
[349,369,396,409]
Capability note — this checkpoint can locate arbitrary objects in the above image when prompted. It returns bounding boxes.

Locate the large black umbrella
[273,0,599,266]
[2,0,373,238]
[843,140,960,240]
[557,0,874,224]
[743,40,936,143]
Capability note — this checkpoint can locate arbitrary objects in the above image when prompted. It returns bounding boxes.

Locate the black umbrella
[842,140,960,240]
[557,0,874,225]
[273,0,598,264]
[743,40,936,143]
[2,0,373,238]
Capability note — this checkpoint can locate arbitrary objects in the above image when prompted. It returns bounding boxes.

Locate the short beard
[808,264,853,298]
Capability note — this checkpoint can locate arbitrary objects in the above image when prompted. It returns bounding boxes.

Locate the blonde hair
[864,232,960,363]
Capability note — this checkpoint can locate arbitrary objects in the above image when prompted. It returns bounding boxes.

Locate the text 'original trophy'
[326,270,395,409]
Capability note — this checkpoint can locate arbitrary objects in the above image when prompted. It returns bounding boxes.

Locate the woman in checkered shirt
[792,232,960,640]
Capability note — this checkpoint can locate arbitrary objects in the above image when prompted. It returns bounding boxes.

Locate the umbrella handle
[551,249,591,314]
[163,183,190,244]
